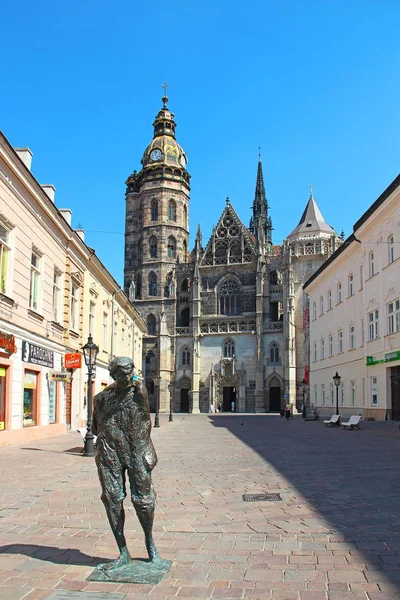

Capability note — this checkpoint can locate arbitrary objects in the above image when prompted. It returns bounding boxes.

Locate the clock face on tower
[150,148,162,161]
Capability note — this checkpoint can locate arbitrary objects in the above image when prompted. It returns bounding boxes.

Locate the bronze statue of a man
[92,356,159,571]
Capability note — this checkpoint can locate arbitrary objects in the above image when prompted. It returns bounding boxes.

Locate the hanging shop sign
[22,341,54,368]
[0,331,17,356]
[65,353,82,369]
[366,350,400,366]
[48,371,71,381]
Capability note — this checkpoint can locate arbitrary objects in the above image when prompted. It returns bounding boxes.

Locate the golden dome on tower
[141,96,188,170]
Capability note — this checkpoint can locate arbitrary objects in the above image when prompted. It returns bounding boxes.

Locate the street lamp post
[168,378,174,422]
[82,334,99,457]
[154,376,160,428]
[333,371,341,421]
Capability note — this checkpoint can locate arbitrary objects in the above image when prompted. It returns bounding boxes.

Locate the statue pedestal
[87,558,171,585]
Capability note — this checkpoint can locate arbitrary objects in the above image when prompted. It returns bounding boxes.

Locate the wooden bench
[323,414,341,427]
[342,415,362,430]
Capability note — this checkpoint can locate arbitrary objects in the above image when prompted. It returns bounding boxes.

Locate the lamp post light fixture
[333,371,341,419]
[82,334,99,457]
[168,378,174,422]
[154,376,160,428]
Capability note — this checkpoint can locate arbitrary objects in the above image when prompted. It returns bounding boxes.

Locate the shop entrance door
[391,366,400,420]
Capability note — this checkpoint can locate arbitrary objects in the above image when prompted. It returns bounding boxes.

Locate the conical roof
[287,189,335,239]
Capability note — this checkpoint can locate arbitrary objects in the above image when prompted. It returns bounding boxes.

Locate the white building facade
[304,174,400,421]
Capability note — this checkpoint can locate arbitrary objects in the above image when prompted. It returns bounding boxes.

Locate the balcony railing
[175,327,192,335]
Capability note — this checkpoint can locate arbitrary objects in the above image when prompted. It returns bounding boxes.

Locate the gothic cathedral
[124,95,341,413]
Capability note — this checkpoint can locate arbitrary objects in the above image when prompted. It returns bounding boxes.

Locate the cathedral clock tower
[124,92,190,409]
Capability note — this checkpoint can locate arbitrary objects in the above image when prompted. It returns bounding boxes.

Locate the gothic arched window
[147,313,156,335]
[269,342,279,363]
[269,270,278,285]
[219,279,241,316]
[135,273,142,299]
[183,205,187,228]
[149,236,157,258]
[148,272,157,296]
[181,278,190,292]
[181,346,190,366]
[183,239,187,262]
[167,236,176,259]
[151,198,158,221]
[223,338,235,358]
[168,199,176,221]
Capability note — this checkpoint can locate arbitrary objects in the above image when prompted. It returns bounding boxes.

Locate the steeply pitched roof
[287,190,335,239]
[201,198,257,266]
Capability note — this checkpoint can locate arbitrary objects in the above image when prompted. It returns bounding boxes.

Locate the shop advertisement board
[366,350,400,366]
[65,353,82,369]
[22,341,54,368]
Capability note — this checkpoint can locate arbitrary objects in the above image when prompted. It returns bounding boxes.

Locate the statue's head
[108,356,135,385]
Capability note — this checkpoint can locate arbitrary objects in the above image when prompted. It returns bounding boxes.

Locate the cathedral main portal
[223,386,236,412]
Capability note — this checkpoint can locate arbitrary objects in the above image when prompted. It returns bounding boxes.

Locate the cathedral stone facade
[124,96,342,413]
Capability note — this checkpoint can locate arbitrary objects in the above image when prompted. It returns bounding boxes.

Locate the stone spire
[249,152,272,244]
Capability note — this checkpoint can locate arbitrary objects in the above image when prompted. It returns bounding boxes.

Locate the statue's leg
[129,463,159,562]
[96,457,131,571]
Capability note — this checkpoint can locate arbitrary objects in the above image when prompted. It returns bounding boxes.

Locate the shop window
[23,370,38,427]
[0,366,6,430]
[48,380,57,424]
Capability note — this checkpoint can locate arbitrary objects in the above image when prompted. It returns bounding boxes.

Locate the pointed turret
[250,153,272,244]
[287,187,335,239]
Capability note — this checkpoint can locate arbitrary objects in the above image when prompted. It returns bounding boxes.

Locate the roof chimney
[15,148,33,171]
[59,208,72,226]
[75,228,85,241]
[41,184,56,203]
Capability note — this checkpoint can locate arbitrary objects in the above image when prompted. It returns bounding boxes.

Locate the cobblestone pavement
[1,414,400,600]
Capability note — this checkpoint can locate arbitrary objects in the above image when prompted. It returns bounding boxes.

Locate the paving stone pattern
[0,414,400,599]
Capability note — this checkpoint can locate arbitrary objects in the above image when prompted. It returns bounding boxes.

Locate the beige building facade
[0,131,145,447]
[304,174,400,420]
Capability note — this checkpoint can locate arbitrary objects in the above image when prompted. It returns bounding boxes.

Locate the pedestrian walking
[231,400,235,412]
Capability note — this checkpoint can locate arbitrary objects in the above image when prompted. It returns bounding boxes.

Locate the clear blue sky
[2,0,399,285]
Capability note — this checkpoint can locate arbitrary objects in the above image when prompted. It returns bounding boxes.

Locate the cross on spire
[258,146,261,161]
[161,81,169,95]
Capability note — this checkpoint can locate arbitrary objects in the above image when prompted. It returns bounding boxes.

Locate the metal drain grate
[243,493,282,502]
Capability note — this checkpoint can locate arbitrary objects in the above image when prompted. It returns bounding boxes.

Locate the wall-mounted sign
[366,350,400,366]
[0,331,17,356]
[22,341,54,368]
[65,353,82,369]
[48,372,71,381]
